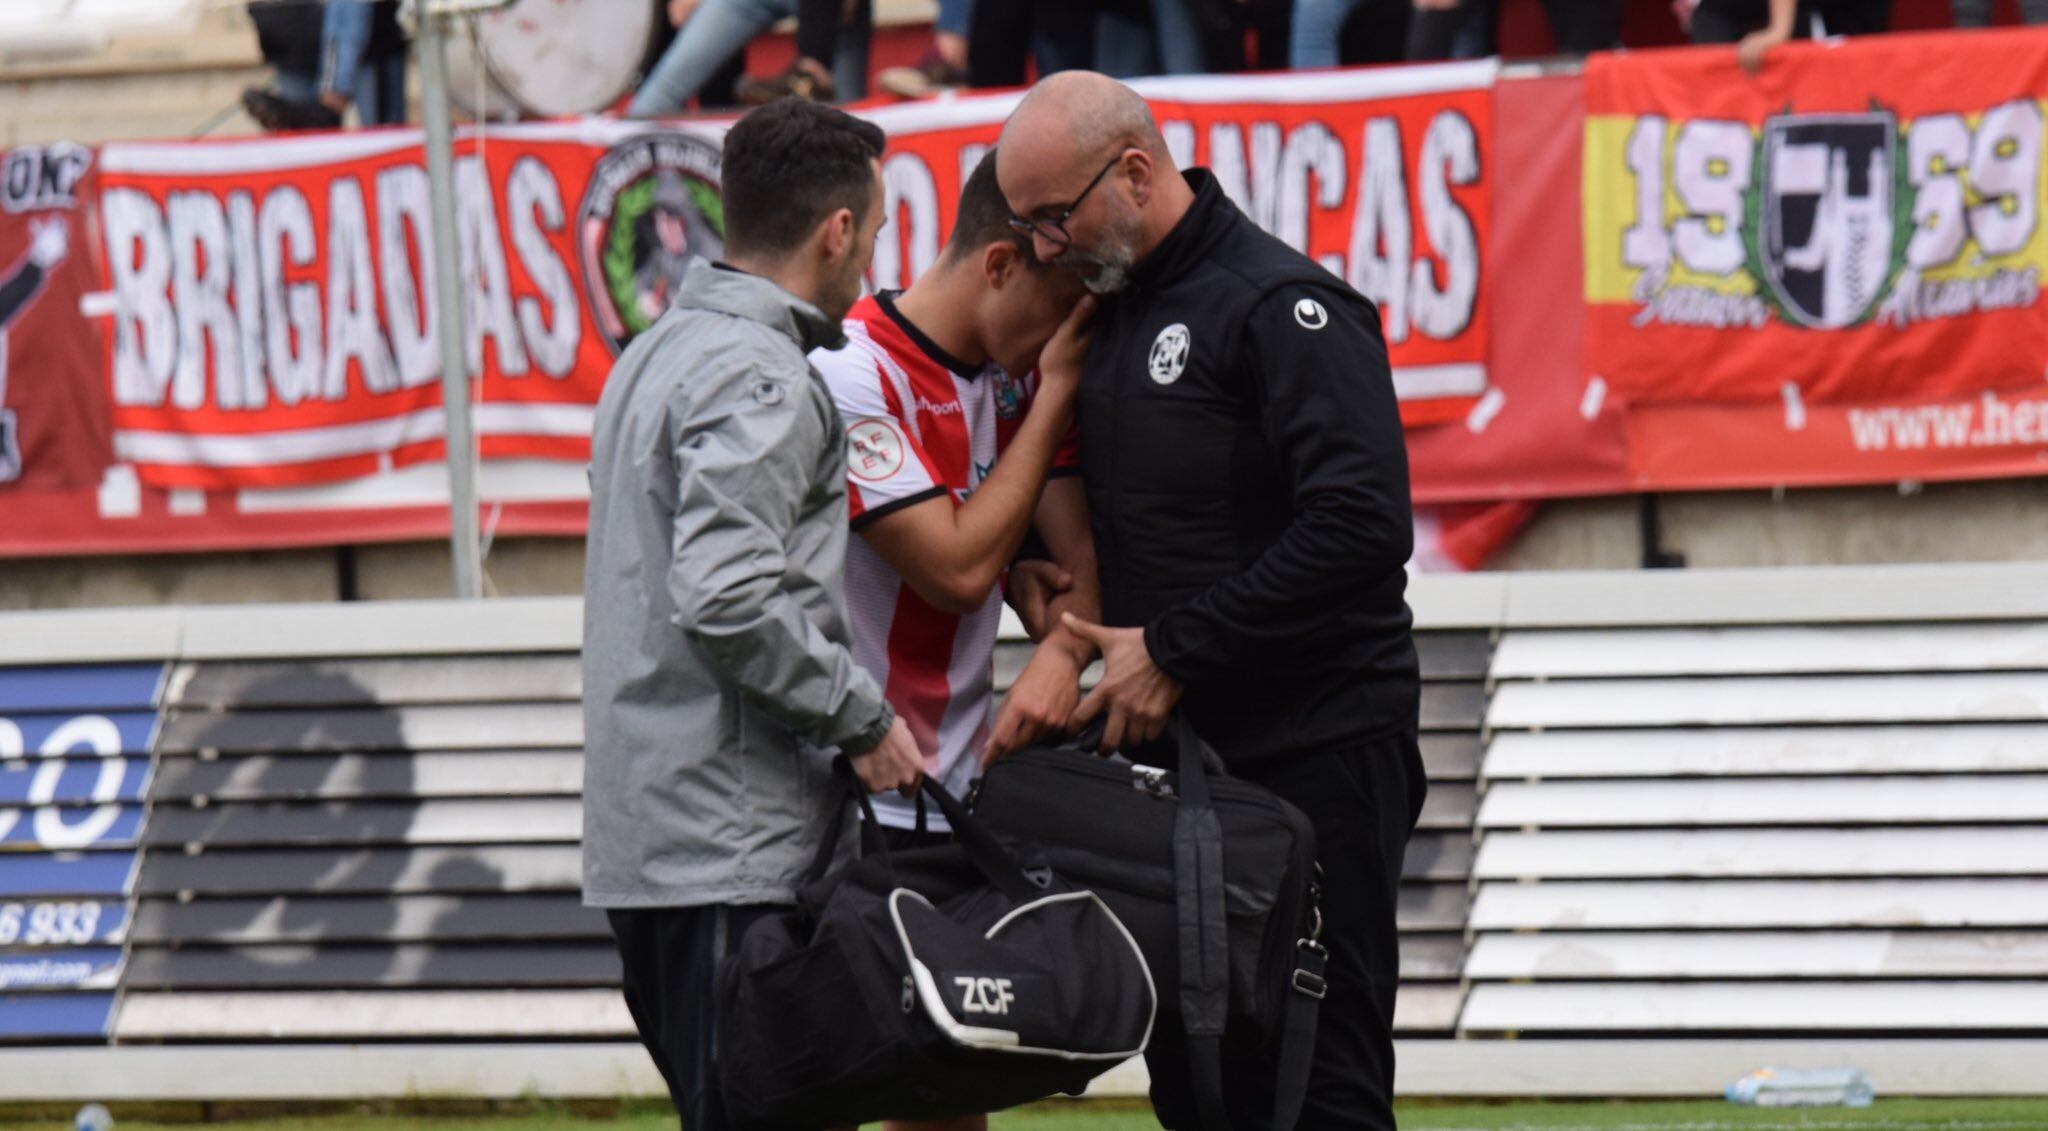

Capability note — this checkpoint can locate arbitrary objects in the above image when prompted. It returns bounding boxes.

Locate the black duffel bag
[969,719,1327,1131]
[716,765,1156,1129]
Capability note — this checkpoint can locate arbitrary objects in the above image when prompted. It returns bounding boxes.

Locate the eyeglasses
[1006,153,1123,249]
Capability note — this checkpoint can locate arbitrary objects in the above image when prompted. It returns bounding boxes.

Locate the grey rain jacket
[582,260,894,909]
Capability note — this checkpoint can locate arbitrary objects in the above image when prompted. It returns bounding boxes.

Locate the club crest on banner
[577,131,725,355]
[1758,113,1900,330]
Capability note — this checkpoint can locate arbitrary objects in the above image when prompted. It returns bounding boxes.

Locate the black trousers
[794,0,872,67]
[1143,728,1428,1131]
[965,0,1096,88]
[608,903,788,1131]
[1410,0,1618,58]
[1690,0,1892,42]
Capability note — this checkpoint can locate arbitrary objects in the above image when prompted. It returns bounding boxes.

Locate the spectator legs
[354,53,408,127]
[1686,1,1752,42]
[795,0,843,63]
[630,0,789,116]
[1099,0,1206,78]
[272,69,318,104]
[317,0,375,109]
[968,0,1092,88]
[1150,0,1209,74]
[830,0,873,98]
[1539,0,1621,52]
[1407,1,1474,61]
[1034,0,1098,75]
[935,0,974,38]
[1243,0,1292,70]
[1809,0,1892,35]
[1097,6,1161,78]
[1950,0,1995,24]
[1289,0,1364,68]
[701,51,747,107]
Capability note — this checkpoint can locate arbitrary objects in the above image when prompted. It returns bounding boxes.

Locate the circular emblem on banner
[577,130,726,356]
[1293,298,1328,330]
[847,417,907,482]
[1148,323,1190,385]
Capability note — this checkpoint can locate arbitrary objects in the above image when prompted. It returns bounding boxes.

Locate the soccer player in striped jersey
[811,149,1100,878]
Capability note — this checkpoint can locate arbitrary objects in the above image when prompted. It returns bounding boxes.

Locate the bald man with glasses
[994,72,1427,1131]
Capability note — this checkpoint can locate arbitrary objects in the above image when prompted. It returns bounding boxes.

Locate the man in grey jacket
[582,99,923,1131]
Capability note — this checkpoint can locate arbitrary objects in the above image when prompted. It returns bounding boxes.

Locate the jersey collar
[875,290,987,380]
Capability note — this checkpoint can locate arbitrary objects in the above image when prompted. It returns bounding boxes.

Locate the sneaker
[242,87,344,132]
[878,50,968,99]
[734,58,837,105]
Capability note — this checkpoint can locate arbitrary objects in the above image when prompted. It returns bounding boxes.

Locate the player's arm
[856,299,1093,613]
[1016,477,1100,665]
[986,478,1101,762]
[857,391,1073,613]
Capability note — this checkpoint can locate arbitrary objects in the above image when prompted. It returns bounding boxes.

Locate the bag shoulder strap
[1175,719,1230,1131]
[1174,718,1325,1131]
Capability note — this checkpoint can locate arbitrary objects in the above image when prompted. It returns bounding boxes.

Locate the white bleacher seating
[2,562,2047,1097]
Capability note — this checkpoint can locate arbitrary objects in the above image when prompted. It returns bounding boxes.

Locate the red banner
[1,143,109,495]
[3,63,1559,556]
[852,64,1498,427]
[94,122,690,489]
[1584,29,2048,488]
[1409,71,1630,502]
[14,38,2047,558]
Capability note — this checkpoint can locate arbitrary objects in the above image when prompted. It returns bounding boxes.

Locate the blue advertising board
[0,663,162,1045]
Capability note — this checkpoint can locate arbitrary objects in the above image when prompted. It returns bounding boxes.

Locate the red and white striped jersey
[811,292,1077,830]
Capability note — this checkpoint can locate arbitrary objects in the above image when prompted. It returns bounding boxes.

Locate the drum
[445,0,664,119]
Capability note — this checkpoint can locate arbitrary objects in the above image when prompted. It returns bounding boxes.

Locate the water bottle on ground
[1726,1067,1875,1107]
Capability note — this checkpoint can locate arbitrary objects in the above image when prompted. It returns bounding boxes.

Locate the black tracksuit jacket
[1081,168,1419,764]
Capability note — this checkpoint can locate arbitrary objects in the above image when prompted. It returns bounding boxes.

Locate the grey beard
[1082,264,1129,295]
[1061,248,1133,295]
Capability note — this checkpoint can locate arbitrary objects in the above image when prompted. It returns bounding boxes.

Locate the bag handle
[806,759,1040,904]
[801,757,897,888]
[916,773,1043,903]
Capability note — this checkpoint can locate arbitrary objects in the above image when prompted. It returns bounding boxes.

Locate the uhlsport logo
[578,131,725,355]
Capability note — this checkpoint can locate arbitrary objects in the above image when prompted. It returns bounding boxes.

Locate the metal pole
[417,7,483,599]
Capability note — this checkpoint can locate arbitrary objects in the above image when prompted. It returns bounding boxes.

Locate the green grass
[28,1099,2048,1131]
[1390,1098,2048,1129]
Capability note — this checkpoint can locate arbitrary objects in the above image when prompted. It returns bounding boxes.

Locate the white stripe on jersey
[814,303,1012,832]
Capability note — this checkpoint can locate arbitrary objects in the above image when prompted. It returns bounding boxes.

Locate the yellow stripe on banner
[1584,114,1764,306]
[1907,99,2048,290]
[1582,114,1637,305]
